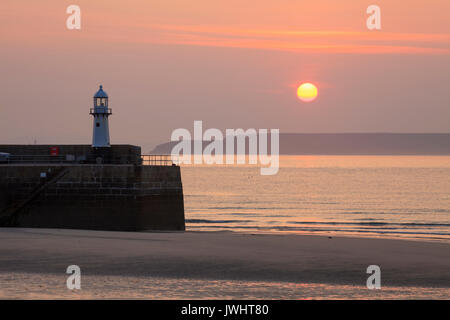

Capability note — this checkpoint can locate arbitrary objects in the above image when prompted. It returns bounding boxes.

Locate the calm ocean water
[181,156,450,242]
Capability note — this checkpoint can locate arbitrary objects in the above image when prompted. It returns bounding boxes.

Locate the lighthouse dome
[94,85,108,98]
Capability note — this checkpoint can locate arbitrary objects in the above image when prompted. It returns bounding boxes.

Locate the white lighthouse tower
[90,85,112,148]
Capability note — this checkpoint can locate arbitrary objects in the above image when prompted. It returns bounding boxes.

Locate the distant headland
[150,133,450,155]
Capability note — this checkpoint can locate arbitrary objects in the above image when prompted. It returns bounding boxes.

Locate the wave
[288,221,450,227]
[207,207,292,210]
[186,219,253,224]
[187,218,450,228]
[186,224,450,236]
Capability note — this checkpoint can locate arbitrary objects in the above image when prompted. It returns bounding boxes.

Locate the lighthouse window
[96,98,101,106]
[96,122,100,127]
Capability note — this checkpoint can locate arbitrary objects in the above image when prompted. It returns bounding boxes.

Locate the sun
[297,83,318,102]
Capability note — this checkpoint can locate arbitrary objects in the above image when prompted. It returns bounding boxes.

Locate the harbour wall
[0,164,185,231]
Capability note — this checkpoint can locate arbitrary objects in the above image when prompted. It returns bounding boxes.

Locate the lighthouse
[90,85,112,148]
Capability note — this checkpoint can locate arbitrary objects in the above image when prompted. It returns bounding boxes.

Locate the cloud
[127,24,450,55]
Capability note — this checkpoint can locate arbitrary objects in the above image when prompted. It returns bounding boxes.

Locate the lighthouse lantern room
[90,85,112,148]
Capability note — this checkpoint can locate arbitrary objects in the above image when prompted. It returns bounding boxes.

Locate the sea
[181,156,450,243]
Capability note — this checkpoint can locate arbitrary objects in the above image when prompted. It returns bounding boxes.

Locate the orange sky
[1,0,449,149]
[3,0,450,53]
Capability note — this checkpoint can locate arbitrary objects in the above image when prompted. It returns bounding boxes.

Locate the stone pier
[0,145,185,231]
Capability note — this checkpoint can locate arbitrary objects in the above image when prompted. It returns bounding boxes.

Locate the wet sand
[0,228,449,299]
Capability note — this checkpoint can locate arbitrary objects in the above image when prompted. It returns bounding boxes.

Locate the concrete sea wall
[0,164,185,231]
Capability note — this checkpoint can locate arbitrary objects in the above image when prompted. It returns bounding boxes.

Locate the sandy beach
[0,228,449,299]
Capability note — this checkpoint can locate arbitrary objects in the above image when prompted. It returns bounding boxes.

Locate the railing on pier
[3,155,67,163]
[141,154,177,166]
[0,154,178,166]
